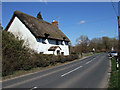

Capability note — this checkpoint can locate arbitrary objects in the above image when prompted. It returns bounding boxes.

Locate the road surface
[2,53,110,89]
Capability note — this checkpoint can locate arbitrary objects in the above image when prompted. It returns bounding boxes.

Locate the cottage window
[48,39,56,45]
[36,38,42,42]
[65,41,68,45]
[56,40,59,45]
[57,41,61,45]
[36,38,39,42]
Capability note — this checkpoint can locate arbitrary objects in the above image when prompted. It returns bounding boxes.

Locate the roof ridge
[6,10,70,42]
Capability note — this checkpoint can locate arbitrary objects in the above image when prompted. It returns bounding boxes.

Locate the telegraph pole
[117,16,120,71]
[118,2,120,71]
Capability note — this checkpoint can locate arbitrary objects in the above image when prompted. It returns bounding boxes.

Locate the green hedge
[3,53,78,76]
[2,30,78,76]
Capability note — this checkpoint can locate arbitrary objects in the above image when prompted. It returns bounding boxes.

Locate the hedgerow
[2,30,78,76]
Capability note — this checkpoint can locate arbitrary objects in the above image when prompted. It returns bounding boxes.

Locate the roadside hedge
[2,30,78,76]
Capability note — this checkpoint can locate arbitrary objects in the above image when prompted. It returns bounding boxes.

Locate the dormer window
[36,38,42,43]
[63,37,66,40]
[44,33,49,38]
[41,33,49,44]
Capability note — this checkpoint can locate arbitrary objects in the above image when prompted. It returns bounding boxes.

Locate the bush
[2,30,79,76]
[2,30,31,76]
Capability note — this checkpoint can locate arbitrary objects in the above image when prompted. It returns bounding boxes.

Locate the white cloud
[78,20,86,25]
[99,30,105,34]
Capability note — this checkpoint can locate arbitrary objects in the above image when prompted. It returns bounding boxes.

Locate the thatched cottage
[5,11,70,55]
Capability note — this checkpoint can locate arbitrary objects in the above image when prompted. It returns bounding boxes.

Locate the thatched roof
[5,11,70,42]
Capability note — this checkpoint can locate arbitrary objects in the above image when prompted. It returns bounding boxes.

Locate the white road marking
[4,67,70,88]
[61,66,83,77]
[30,86,37,90]
[93,57,96,60]
[61,57,97,77]
[86,60,93,64]
[2,55,92,82]
[85,57,96,65]
[33,87,37,89]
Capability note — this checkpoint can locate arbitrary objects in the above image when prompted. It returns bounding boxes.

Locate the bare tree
[75,35,90,56]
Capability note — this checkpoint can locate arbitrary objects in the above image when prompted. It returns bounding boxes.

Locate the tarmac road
[2,53,110,89]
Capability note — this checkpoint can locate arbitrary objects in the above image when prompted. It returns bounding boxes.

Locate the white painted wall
[7,16,69,55]
[8,17,38,51]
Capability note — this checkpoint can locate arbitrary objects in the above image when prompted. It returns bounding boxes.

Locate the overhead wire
[111,0,118,17]
[111,0,118,38]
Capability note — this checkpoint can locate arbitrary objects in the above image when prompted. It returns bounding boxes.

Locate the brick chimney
[52,20,58,28]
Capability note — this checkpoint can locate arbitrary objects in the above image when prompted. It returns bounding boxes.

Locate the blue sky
[2,2,119,45]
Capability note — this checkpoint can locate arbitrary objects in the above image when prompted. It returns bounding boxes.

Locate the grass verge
[108,57,120,89]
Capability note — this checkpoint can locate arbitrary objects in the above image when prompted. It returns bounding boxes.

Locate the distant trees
[102,37,111,52]
[89,38,103,52]
[71,35,118,55]
[75,35,90,56]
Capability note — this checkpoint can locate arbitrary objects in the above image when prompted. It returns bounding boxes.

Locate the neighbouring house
[5,11,70,55]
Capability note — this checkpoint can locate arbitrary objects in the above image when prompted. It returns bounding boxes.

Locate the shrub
[2,30,79,76]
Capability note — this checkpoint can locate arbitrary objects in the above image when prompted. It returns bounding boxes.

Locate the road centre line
[61,57,98,77]
[86,60,93,64]
[3,57,90,88]
[61,66,83,77]
[4,66,73,88]
[3,55,93,82]
[4,55,99,88]
[85,57,97,65]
